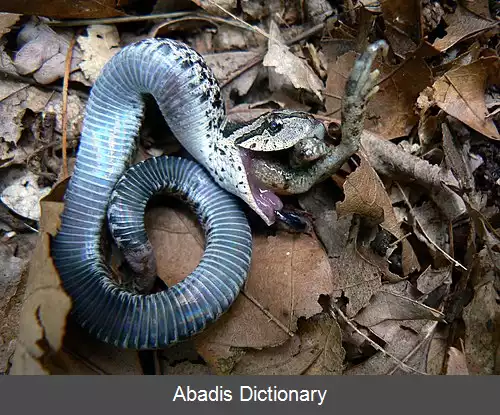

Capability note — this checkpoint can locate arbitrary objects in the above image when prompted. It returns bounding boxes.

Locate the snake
[50,38,327,349]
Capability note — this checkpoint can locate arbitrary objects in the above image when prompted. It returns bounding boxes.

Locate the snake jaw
[240,149,283,225]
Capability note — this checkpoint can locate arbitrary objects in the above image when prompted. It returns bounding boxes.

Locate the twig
[220,22,326,88]
[0,70,89,100]
[242,290,295,337]
[149,14,261,37]
[47,12,193,26]
[202,0,270,40]
[331,304,428,375]
[61,34,78,180]
[0,83,30,103]
[386,321,438,375]
[395,182,467,270]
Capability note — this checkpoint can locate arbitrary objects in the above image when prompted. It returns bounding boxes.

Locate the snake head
[211,111,326,226]
[234,110,326,152]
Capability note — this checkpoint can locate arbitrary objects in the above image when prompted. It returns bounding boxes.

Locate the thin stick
[203,0,270,40]
[386,321,438,375]
[242,290,295,337]
[395,182,467,270]
[331,304,428,375]
[220,22,325,88]
[47,12,193,26]
[61,35,77,180]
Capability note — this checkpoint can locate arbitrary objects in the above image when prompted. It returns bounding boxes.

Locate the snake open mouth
[240,150,283,223]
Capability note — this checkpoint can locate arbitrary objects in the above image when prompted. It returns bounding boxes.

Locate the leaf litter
[0,1,498,375]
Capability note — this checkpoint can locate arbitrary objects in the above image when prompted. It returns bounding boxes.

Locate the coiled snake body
[51,38,385,350]
[51,39,325,349]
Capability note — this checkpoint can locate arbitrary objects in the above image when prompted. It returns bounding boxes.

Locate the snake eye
[268,119,281,133]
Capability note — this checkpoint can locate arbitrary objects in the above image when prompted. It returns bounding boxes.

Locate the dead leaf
[346,320,436,375]
[426,333,447,374]
[191,227,333,372]
[354,288,445,328]
[204,51,260,97]
[14,21,82,84]
[240,0,272,20]
[192,0,237,15]
[442,123,475,191]
[412,201,451,267]
[325,47,432,139]
[306,0,335,26]
[446,347,469,375]
[232,314,345,375]
[381,0,421,57]
[336,154,419,275]
[416,265,452,295]
[431,5,495,52]
[331,244,386,318]
[10,231,72,374]
[463,249,500,375]
[461,0,491,19]
[0,242,28,373]
[1,171,51,220]
[0,13,21,38]
[432,57,500,140]
[2,1,126,19]
[263,21,323,103]
[298,183,395,317]
[77,25,121,84]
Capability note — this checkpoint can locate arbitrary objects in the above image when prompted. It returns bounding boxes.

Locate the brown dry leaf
[2,1,126,19]
[10,185,72,375]
[442,123,475,191]
[0,13,20,38]
[14,21,82,84]
[380,0,421,57]
[60,321,143,375]
[348,281,442,375]
[431,5,495,52]
[77,25,121,84]
[298,184,395,317]
[325,48,432,139]
[1,171,51,220]
[1,86,55,165]
[302,314,345,375]
[416,265,452,295]
[240,0,272,20]
[412,201,450,267]
[336,154,419,275]
[204,51,260,97]
[330,244,385,318]
[354,288,445,328]
[461,0,491,19]
[346,320,436,375]
[1,88,84,167]
[463,248,500,375]
[232,314,344,375]
[263,21,323,103]
[426,333,447,375]
[11,182,143,375]
[432,57,500,140]
[147,204,333,373]
[0,242,28,373]
[192,0,237,15]
[446,347,469,375]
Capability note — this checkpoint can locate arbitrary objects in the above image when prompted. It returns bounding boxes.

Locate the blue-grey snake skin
[51,39,253,349]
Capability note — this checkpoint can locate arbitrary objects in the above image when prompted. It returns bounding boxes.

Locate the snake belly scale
[51,39,257,349]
